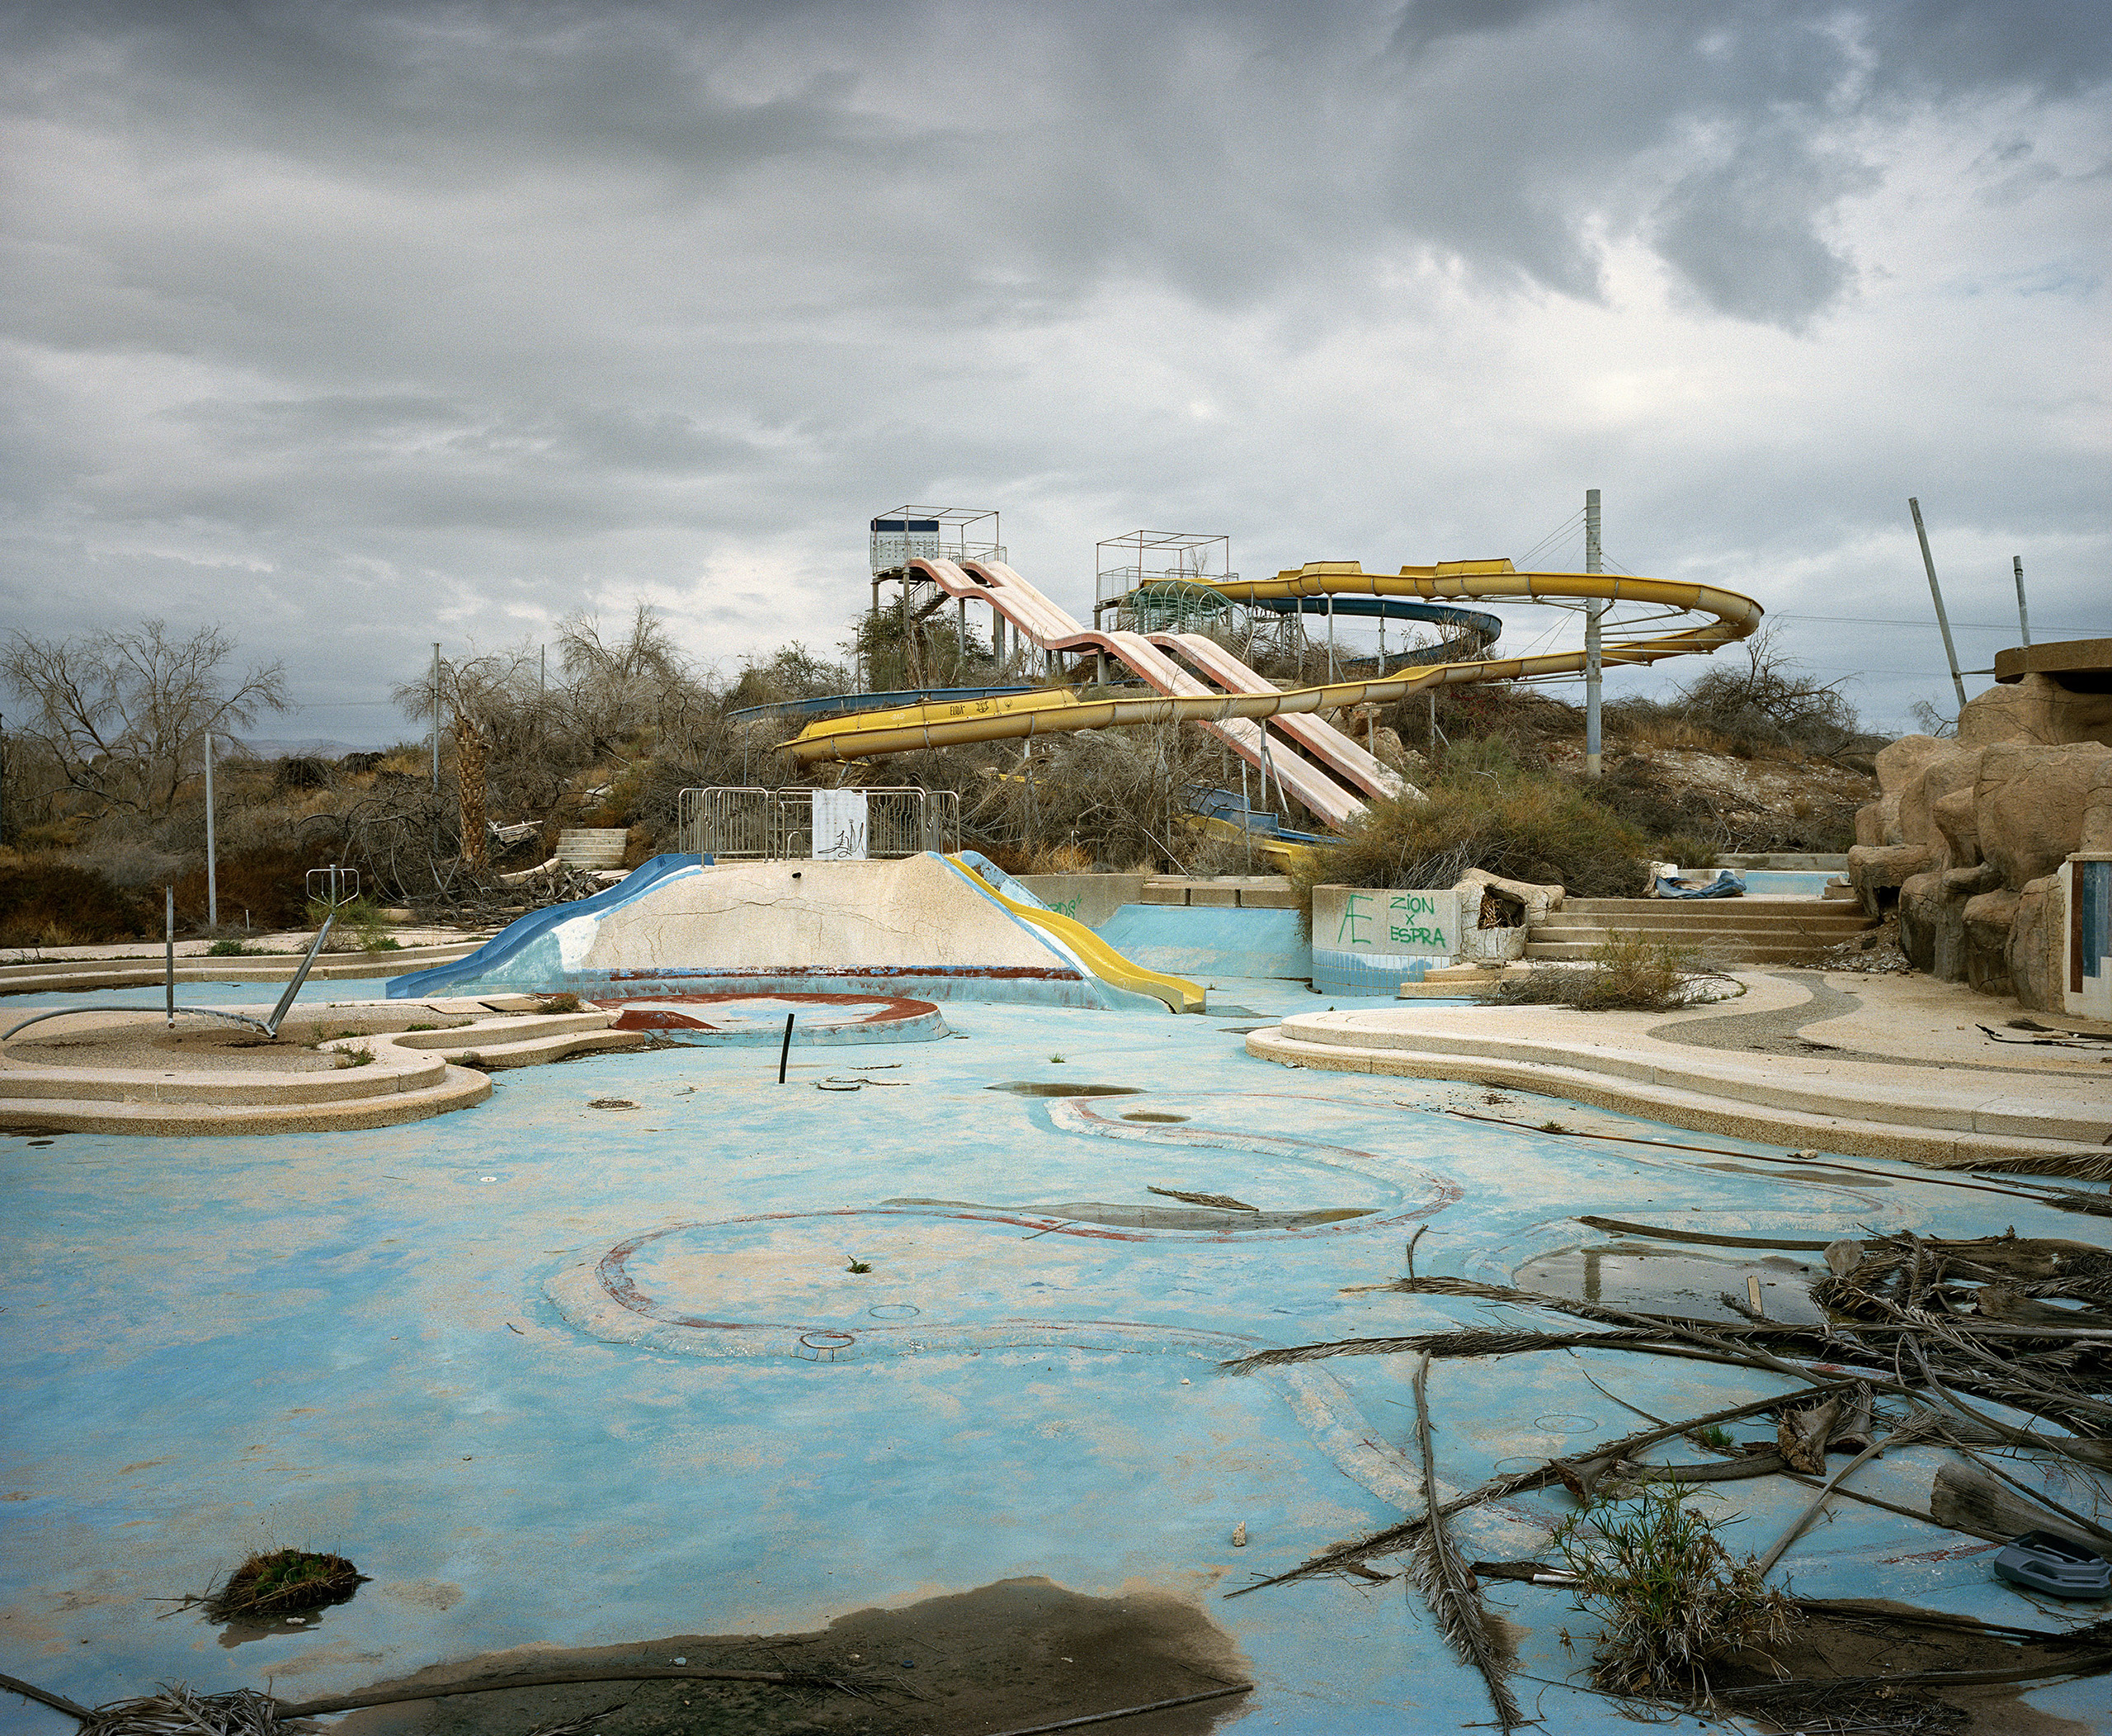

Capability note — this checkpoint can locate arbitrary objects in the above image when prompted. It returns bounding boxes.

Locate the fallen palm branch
[1223,1381,1870,1597]
[1405,1354,1524,1732]
[1438,1106,2112,1191]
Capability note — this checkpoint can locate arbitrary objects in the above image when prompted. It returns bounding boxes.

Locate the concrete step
[1535,913,1872,936]
[555,827,629,866]
[1525,940,1856,963]
[1563,898,1852,918]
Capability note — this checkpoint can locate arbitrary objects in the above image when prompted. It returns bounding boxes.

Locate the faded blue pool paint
[2,980,2100,1733]
[387,853,707,1000]
[1096,904,1310,980]
[383,851,1170,1015]
[1738,870,1837,897]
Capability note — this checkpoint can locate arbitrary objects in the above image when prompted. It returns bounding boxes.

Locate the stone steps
[1527,896,1874,963]
[556,828,629,866]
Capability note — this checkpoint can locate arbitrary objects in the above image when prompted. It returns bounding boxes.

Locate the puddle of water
[1514,1243,1827,1326]
[986,1082,1143,1097]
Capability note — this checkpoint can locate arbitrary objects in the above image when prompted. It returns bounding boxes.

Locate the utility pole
[1584,487,1604,779]
[203,729,218,929]
[431,642,442,793]
[1907,498,1968,710]
[2012,555,2032,647]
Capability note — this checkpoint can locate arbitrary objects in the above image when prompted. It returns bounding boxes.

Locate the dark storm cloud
[10,0,2104,328]
[0,0,2105,739]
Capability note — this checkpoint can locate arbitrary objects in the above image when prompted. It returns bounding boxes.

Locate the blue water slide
[1252,595,1503,668]
[728,686,1038,729]
[1181,784,1334,846]
[384,853,708,999]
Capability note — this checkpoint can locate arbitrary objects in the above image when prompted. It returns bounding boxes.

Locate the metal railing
[680,786,959,861]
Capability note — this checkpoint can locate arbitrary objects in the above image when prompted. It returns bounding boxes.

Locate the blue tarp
[1654,869,1747,899]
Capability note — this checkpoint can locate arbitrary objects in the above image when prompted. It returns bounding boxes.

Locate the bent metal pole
[1908,497,1969,710]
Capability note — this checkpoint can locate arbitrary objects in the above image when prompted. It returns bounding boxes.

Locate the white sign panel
[811,789,870,861]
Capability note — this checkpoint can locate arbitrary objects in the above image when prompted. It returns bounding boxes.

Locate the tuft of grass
[206,937,252,957]
[1553,1483,1791,1699]
[846,1257,872,1274]
[535,992,582,1013]
[1048,1053,1065,1064]
[1490,934,1714,1013]
[205,1548,363,1620]
[336,1045,375,1068]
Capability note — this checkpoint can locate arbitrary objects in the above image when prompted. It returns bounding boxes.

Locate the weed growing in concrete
[205,937,252,956]
[205,1548,362,1621]
[536,992,582,1013]
[846,1257,872,1274]
[336,1046,375,1068]
[1492,934,1716,1013]
[306,895,399,951]
[1048,1054,1066,1064]
[1553,1483,1789,1699]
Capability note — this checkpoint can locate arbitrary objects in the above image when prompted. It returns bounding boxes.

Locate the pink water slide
[905,555,1398,831]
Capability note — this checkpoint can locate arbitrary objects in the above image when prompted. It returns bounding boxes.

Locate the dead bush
[0,860,146,946]
[1287,761,1661,932]
[1491,934,1718,1012]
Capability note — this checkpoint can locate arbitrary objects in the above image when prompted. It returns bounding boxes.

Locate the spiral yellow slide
[783,559,1762,789]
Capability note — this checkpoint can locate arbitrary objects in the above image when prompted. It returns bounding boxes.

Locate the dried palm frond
[80,1683,280,1736]
[1405,1355,1523,1733]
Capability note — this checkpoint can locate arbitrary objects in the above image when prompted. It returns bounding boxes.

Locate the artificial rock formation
[1850,672,2112,1007]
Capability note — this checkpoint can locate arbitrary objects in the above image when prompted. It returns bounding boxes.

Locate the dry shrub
[1555,1484,1791,1699]
[1492,934,1713,1012]
[1287,766,1657,932]
[0,861,144,946]
[176,843,337,930]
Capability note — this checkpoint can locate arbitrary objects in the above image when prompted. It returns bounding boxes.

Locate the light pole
[1584,488,1603,780]
[203,728,218,929]
[430,643,442,793]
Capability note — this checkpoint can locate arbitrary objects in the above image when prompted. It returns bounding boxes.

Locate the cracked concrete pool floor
[2,977,2108,1734]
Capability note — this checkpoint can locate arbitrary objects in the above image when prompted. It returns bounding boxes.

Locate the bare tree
[556,603,708,757]
[1671,624,1864,757]
[1,620,289,820]
[393,649,537,870]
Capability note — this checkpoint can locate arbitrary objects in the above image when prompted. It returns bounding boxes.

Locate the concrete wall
[1140,876,1299,909]
[1310,885,1460,994]
[1014,873,1149,929]
[1096,905,1310,980]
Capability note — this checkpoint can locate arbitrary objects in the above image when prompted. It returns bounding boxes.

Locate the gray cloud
[1,0,2106,743]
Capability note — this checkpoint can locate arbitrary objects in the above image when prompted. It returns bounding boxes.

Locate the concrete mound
[389,854,1177,1012]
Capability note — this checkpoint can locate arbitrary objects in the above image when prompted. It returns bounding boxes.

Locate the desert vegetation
[1,597,1877,946]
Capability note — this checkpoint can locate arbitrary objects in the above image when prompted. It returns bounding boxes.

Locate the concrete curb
[0,1005,644,1135]
[0,943,478,996]
[1244,1024,2112,1170]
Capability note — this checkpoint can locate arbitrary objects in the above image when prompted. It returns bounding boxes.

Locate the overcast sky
[3,0,2106,748]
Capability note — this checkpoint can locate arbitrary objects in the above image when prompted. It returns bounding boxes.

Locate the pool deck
[3,972,2110,1734]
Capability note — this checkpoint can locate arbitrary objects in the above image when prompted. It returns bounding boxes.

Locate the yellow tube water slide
[945,856,1206,1013]
[785,559,1762,783]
